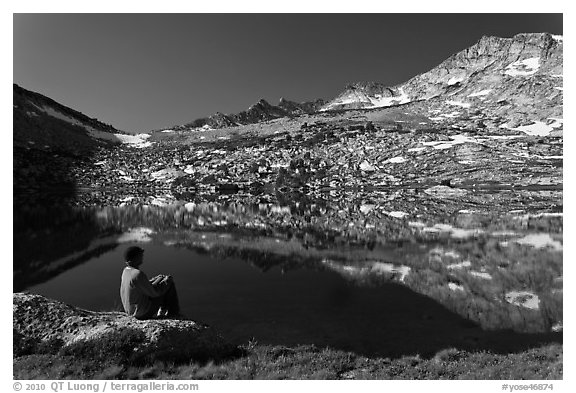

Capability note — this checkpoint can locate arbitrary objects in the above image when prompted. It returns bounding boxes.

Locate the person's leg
[162,280,180,317]
[151,280,169,317]
[151,278,180,317]
[137,297,161,320]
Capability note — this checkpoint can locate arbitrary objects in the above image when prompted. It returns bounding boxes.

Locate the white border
[3,3,571,391]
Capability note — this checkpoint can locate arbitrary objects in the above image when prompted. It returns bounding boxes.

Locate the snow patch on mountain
[505,291,540,310]
[369,87,411,108]
[90,129,152,148]
[387,211,409,218]
[320,86,410,111]
[335,96,364,106]
[447,260,472,270]
[509,121,555,137]
[468,89,492,97]
[515,233,562,251]
[359,160,377,172]
[470,271,492,280]
[421,134,479,150]
[387,156,406,164]
[40,105,96,131]
[448,283,465,292]
[447,76,466,85]
[408,147,427,152]
[195,124,214,132]
[24,99,153,148]
[446,100,472,109]
[504,57,540,76]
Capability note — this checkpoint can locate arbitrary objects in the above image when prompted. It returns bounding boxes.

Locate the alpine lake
[14,183,562,359]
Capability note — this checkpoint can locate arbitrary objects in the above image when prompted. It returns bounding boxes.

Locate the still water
[26,242,474,356]
[15,196,562,357]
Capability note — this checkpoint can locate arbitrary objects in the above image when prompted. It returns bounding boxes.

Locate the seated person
[120,246,180,319]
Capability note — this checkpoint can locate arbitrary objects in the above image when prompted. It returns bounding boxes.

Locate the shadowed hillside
[13,84,125,285]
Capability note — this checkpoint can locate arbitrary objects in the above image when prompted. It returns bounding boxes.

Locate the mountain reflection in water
[24,243,560,358]
[13,193,562,357]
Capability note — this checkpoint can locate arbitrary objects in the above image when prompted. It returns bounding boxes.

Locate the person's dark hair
[124,246,144,263]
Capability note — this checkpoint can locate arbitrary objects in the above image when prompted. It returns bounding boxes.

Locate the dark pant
[140,278,181,319]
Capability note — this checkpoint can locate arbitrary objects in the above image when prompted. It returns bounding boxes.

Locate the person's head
[124,246,144,267]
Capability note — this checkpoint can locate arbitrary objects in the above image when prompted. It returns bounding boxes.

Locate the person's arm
[135,271,165,297]
[149,275,165,286]
[153,275,173,295]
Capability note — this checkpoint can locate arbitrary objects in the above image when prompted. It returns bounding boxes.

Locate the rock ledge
[13,292,229,359]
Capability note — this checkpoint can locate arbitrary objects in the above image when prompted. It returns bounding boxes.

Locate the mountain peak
[321,32,562,112]
[256,98,272,106]
[344,81,387,91]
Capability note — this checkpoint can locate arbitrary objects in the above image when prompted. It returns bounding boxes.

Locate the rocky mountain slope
[13,84,151,151]
[152,33,562,139]
[13,84,156,193]
[321,33,563,132]
[12,31,563,197]
[160,97,326,133]
[320,81,411,111]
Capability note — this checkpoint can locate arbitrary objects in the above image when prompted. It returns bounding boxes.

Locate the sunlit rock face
[320,82,410,111]
[402,33,562,100]
[321,33,563,130]
[13,293,229,360]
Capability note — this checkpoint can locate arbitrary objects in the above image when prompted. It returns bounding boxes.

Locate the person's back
[120,265,155,318]
[120,246,181,319]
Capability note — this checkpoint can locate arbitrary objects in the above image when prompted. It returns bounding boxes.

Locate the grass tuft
[14,335,562,380]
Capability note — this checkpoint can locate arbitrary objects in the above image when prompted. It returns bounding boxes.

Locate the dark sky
[13,14,562,133]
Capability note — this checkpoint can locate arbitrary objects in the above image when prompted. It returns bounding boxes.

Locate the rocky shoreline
[13,293,231,362]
